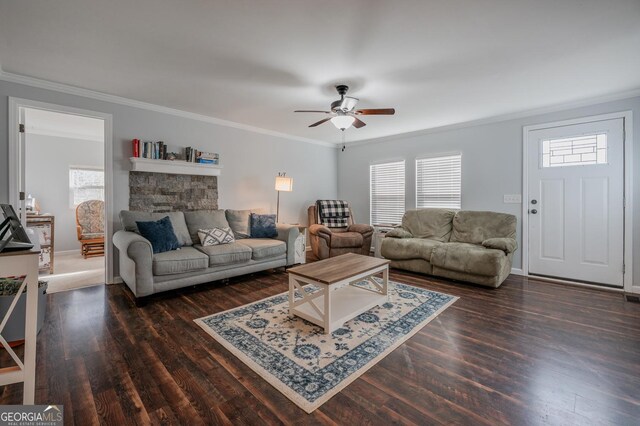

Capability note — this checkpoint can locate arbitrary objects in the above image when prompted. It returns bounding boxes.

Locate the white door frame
[522,111,634,294]
[8,97,115,284]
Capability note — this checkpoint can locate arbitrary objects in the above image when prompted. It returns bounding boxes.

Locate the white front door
[527,118,625,287]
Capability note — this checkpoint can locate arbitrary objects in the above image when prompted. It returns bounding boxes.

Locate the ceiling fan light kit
[295,85,395,130]
[331,115,355,130]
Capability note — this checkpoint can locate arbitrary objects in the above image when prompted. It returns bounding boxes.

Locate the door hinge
[19,123,25,133]
[19,191,25,201]
[623,264,626,274]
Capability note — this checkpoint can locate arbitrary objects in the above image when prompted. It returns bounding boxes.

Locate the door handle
[530,209,538,214]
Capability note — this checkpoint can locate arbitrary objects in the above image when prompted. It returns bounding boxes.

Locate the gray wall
[0,79,338,278]
[338,96,640,284]
[25,133,104,252]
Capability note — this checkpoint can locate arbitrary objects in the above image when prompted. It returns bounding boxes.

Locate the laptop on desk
[0,204,35,253]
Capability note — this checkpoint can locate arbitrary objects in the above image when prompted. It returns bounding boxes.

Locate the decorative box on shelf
[129,157,222,176]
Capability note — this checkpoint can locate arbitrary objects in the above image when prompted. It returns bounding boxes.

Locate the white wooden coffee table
[287,253,390,334]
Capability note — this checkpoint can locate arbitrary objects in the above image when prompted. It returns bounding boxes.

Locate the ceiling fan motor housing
[336,84,349,96]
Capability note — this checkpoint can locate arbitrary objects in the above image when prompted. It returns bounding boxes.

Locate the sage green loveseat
[380,209,517,288]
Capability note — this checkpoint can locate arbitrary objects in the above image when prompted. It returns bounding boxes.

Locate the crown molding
[0,69,338,148]
[344,88,640,148]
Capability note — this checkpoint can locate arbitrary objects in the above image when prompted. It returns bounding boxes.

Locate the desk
[0,249,40,404]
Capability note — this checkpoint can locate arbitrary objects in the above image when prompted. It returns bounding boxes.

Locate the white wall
[0,79,339,279]
[338,96,640,289]
[25,133,104,252]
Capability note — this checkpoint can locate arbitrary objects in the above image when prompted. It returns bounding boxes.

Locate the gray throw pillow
[119,210,193,246]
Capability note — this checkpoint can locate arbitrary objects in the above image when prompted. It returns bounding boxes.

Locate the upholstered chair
[307,203,374,260]
[76,200,105,258]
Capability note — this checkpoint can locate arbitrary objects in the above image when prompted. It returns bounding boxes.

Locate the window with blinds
[416,154,461,209]
[370,160,405,225]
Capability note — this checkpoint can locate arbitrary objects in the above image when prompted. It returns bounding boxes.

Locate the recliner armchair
[307,202,374,260]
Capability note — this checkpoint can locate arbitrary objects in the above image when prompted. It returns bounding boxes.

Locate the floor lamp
[275,172,293,223]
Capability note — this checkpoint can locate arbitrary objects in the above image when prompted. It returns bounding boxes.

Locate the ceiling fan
[295,85,395,130]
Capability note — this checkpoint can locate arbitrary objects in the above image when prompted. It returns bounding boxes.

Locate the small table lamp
[275,172,293,223]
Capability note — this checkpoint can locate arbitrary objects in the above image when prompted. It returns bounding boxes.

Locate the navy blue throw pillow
[250,213,277,238]
[136,216,180,254]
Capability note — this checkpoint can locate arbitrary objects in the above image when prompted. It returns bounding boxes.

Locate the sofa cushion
[225,209,265,239]
[136,216,181,254]
[450,211,517,244]
[330,232,364,248]
[152,247,208,276]
[120,211,193,246]
[195,242,252,266]
[237,238,286,260]
[431,242,507,277]
[380,238,443,261]
[401,209,456,242]
[184,210,229,244]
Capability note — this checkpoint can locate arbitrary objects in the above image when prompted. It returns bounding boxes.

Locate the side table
[288,225,307,264]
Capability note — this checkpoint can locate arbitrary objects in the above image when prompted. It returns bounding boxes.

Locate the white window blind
[370,160,405,225]
[416,154,461,209]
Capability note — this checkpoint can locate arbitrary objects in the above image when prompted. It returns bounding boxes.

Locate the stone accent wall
[129,172,218,212]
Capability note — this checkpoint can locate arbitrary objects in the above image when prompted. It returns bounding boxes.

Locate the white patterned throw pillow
[198,227,235,246]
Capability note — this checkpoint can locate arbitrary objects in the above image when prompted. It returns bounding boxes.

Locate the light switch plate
[503,194,522,204]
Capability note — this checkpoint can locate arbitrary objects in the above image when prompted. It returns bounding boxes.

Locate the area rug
[194,280,457,413]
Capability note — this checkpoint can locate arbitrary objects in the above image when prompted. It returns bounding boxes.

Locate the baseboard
[109,276,123,285]
[54,249,81,256]
[510,268,524,276]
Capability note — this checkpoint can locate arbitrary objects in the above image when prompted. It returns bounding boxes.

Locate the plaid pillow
[198,227,235,246]
[317,200,350,228]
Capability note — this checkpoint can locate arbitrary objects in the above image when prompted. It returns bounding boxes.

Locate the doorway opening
[8,98,114,290]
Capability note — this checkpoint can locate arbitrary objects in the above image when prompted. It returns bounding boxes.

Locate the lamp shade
[275,176,293,192]
[331,115,355,130]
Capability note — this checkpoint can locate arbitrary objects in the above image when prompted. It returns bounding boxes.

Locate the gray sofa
[113,209,299,298]
[381,209,517,288]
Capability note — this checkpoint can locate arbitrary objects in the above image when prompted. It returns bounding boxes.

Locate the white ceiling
[1,0,639,144]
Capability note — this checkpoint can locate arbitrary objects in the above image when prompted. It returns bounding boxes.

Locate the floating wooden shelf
[129,157,222,176]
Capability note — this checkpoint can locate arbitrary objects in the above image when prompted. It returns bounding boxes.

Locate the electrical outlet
[503,194,522,204]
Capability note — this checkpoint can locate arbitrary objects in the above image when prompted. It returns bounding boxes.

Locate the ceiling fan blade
[340,96,359,111]
[294,110,332,114]
[353,117,366,128]
[355,108,396,115]
[309,117,332,127]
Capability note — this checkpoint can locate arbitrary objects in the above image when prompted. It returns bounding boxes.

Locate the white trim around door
[522,111,635,294]
[8,97,115,285]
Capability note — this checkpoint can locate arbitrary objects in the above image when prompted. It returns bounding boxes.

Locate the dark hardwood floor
[1,263,639,425]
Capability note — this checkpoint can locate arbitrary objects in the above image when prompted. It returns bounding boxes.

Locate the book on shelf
[132,139,140,157]
[132,139,169,160]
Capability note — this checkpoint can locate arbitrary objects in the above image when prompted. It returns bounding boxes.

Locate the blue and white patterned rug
[195,280,457,413]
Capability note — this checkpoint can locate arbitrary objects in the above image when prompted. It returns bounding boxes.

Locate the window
[542,134,607,168]
[69,167,104,207]
[370,160,405,226]
[416,154,461,209]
